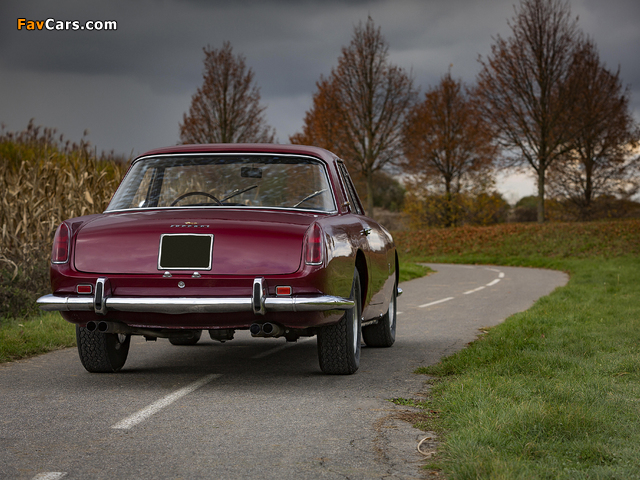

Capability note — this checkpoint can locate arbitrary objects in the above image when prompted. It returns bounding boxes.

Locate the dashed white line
[486,279,501,287]
[499,272,505,278]
[251,336,315,359]
[32,473,67,480]
[419,297,454,308]
[111,374,221,430]
[464,286,486,295]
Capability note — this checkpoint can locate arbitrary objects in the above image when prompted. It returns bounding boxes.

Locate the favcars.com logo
[17,18,117,31]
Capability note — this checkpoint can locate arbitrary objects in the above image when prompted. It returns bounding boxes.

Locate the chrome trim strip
[36,294,354,315]
[105,205,338,215]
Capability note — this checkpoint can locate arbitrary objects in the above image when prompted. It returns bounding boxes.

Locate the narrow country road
[0,264,568,480]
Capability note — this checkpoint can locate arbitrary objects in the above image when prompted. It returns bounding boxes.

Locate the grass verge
[399,260,432,283]
[0,312,76,363]
[395,220,640,479]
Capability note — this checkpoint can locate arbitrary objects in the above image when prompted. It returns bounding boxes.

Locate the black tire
[362,283,397,348]
[169,330,202,345]
[76,325,130,373]
[317,269,362,375]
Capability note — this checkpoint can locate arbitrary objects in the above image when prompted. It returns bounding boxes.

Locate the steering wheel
[170,191,222,206]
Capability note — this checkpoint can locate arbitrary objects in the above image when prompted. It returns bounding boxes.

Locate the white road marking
[464,286,486,295]
[251,336,315,359]
[111,374,221,430]
[419,297,454,308]
[32,474,67,480]
[415,268,505,302]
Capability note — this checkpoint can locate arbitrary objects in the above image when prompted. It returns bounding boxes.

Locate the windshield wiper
[221,185,258,202]
[293,188,328,208]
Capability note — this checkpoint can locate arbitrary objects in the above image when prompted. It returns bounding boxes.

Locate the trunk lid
[73,209,316,275]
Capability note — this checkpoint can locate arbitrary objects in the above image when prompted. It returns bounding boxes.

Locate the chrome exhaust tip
[249,323,262,336]
[261,322,283,337]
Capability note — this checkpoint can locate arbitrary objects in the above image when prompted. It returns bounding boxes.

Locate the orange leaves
[400,72,498,227]
[290,17,415,215]
[179,42,275,144]
[395,219,640,260]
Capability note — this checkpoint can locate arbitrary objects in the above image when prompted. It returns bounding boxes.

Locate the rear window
[107,154,336,213]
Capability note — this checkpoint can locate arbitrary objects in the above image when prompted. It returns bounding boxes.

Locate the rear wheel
[169,330,202,345]
[76,325,130,373]
[317,269,362,375]
[362,283,397,348]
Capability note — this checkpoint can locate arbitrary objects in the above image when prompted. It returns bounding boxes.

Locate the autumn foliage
[401,72,498,227]
[180,42,275,144]
[291,17,415,215]
[547,40,640,219]
[395,218,640,261]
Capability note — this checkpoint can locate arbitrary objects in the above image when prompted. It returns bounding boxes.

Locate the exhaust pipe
[262,322,284,337]
[249,322,284,337]
[249,323,262,336]
[86,321,97,332]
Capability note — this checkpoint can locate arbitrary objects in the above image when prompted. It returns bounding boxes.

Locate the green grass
[0,312,76,363]
[395,219,640,479]
[399,260,432,283]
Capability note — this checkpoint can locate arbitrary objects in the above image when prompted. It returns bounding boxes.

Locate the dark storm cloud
[1,0,638,193]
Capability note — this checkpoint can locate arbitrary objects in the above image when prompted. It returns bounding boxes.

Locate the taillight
[52,223,70,264]
[304,223,324,266]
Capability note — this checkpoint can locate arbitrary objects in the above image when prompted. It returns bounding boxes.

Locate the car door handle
[360,228,371,236]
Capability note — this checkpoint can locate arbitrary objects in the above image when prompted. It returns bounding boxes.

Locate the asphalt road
[0,264,568,480]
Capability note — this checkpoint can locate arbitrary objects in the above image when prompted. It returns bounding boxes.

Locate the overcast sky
[2,0,639,202]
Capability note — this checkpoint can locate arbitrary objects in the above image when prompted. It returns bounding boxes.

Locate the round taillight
[52,223,70,264]
[304,223,324,266]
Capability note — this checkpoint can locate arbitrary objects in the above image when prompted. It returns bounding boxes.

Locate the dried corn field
[0,122,127,318]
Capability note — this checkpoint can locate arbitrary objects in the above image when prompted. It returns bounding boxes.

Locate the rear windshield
[107,154,336,213]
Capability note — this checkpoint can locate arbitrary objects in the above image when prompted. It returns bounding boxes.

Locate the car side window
[337,161,364,216]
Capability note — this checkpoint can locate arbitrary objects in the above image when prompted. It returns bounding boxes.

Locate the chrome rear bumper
[37,277,354,316]
[36,293,355,315]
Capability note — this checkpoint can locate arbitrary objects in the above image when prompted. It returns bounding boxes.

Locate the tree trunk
[537,168,546,223]
[365,168,375,218]
[444,178,453,227]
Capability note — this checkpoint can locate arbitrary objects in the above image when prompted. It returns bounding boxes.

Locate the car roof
[136,144,338,163]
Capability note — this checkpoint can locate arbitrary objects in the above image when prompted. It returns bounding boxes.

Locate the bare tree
[180,42,275,144]
[476,0,583,222]
[547,40,640,219]
[291,17,415,215]
[402,71,497,226]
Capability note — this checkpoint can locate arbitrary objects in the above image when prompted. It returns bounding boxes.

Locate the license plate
[158,234,213,270]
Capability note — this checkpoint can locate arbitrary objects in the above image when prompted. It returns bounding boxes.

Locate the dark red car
[38,144,399,375]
